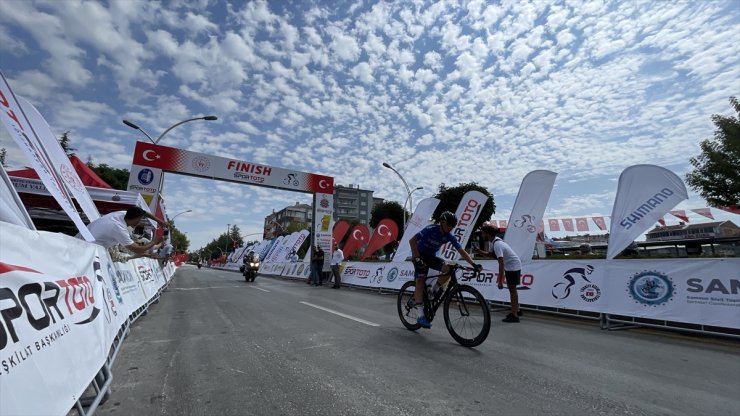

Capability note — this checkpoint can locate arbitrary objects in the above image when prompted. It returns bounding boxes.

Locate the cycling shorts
[504,270,521,286]
[414,254,445,279]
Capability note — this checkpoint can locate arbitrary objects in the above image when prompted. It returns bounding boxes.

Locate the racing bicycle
[397,263,491,347]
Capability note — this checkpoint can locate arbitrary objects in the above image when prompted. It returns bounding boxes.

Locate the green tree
[369,200,405,232]
[168,225,189,253]
[686,96,740,207]
[87,162,130,190]
[59,131,76,156]
[433,182,495,230]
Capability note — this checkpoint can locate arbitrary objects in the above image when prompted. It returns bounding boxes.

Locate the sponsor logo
[371,267,384,284]
[619,188,676,230]
[60,164,84,191]
[512,214,537,233]
[320,196,329,208]
[442,198,481,260]
[387,267,398,283]
[552,265,595,299]
[192,156,211,172]
[138,168,155,185]
[344,266,370,278]
[106,262,123,304]
[627,270,675,306]
[580,284,601,302]
[686,278,740,294]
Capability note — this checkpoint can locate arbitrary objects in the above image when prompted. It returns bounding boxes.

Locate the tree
[686,96,740,207]
[59,131,76,156]
[87,162,130,190]
[0,148,6,167]
[369,200,405,232]
[433,182,495,230]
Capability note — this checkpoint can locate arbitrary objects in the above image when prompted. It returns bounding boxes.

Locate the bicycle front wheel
[443,285,491,347]
[397,281,422,331]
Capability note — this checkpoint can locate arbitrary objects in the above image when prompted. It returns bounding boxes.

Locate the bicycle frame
[420,264,475,322]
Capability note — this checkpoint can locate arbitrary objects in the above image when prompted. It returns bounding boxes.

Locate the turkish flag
[658,217,666,226]
[562,218,574,232]
[360,219,399,260]
[342,224,370,258]
[670,210,689,222]
[332,219,350,244]
[691,208,714,220]
[576,217,589,232]
[592,217,607,231]
[718,205,740,215]
[548,219,560,232]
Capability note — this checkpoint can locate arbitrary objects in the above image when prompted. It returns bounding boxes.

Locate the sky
[1,0,738,250]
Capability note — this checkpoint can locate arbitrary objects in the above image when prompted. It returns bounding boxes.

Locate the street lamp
[403,186,424,220]
[382,162,416,231]
[170,209,192,222]
[225,223,230,254]
[122,115,218,145]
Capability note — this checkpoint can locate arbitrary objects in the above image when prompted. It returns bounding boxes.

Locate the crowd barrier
[0,222,175,416]
[261,257,740,332]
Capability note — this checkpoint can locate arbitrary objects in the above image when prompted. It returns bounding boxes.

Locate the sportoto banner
[261,257,740,329]
[0,221,169,415]
[504,170,557,264]
[608,165,688,259]
[130,141,334,194]
[440,191,488,261]
[0,72,94,241]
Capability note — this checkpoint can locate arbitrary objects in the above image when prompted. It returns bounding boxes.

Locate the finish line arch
[126,140,335,252]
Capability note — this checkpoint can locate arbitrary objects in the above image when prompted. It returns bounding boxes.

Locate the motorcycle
[197,262,202,269]
[243,259,260,282]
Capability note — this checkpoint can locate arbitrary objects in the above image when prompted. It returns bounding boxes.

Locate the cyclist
[409,211,482,328]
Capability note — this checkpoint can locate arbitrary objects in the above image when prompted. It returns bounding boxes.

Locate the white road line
[171,286,245,291]
[300,301,380,327]
[251,286,270,292]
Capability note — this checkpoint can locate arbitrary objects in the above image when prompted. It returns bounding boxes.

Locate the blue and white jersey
[414,224,461,256]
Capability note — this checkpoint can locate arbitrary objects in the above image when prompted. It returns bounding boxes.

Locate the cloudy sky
[1,0,738,250]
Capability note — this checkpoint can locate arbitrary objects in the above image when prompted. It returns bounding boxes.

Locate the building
[333,184,377,225]
[646,221,740,242]
[263,202,312,239]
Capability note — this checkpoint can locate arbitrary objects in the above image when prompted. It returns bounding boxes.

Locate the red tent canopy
[7,155,113,188]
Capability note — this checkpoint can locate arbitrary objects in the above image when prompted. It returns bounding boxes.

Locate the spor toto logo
[627,270,675,306]
[138,168,154,185]
[386,267,398,282]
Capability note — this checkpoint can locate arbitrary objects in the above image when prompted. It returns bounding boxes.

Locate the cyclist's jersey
[415,224,461,256]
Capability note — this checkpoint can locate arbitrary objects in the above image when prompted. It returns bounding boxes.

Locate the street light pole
[170,209,192,222]
[383,162,413,231]
[225,223,230,254]
[402,186,424,221]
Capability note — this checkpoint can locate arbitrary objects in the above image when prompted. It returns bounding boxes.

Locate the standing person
[409,211,482,328]
[330,241,344,289]
[311,245,325,286]
[478,223,522,323]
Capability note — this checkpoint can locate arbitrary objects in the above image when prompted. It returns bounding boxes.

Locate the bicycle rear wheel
[397,281,422,331]
[443,285,491,347]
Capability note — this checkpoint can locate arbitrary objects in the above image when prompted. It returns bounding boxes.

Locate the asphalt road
[97,265,740,416]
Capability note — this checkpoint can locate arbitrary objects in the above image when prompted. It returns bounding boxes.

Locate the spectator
[158,231,174,265]
[82,206,167,257]
[310,245,325,286]
[478,223,523,323]
[330,241,344,289]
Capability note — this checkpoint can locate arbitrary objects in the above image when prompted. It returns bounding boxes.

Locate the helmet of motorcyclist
[438,211,458,228]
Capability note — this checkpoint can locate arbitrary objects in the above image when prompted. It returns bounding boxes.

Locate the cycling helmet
[439,211,458,227]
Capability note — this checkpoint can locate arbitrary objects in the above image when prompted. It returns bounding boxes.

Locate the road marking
[251,286,270,292]
[170,286,245,291]
[299,301,380,327]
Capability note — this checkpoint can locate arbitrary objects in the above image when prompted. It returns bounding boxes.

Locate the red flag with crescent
[562,218,574,232]
[576,217,589,232]
[332,220,350,244]
[360,219,399,261]
[548,219,560,232]
[691,208,714,220]
[342,224,370,258]
[670,210,689,222]
[592,216,607,230]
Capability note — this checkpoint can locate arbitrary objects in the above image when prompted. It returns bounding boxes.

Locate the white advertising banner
[393,197,440,261]
[18,96,100,221]
[126,163,164,212]
[440,191,489,261]
[280,261,313,280]
[504,170,557,263]
[287,230,310,261]
[607,165,688,259]
[313,193,334,270]
[0,71,94,240]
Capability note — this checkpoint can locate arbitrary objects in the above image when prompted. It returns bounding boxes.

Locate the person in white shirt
[478,223,523,323]
[84,206,167,255]
[330,241,344,289]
